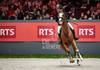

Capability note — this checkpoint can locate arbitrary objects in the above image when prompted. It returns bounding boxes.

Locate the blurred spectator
[96,2,100,19]
[0,0,99,20]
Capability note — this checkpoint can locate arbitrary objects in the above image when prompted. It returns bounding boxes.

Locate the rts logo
[38,26,55,38]
[0,26,16,38]
[78,25,95,38]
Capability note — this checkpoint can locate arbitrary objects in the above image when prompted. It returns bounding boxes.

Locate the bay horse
[57,10,83,63]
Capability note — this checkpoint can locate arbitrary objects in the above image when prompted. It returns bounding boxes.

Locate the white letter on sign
[5,29,10,35]
[10,29,15,36]
[44,29,48,35]
[84,29,89,35]
[0,29,5,35]
[39,29,44,35]
[89,29,94,35]
[49,29,54,35]
[79,28,84,36]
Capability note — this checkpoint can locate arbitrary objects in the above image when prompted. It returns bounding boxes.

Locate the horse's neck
[62,15,68,27]
[62,21,69,31]
[58,12,68,28]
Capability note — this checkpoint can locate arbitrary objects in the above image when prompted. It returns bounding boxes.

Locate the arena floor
[0,58,100,70]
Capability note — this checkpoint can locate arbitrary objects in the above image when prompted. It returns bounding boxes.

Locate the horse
[57,9,83,63]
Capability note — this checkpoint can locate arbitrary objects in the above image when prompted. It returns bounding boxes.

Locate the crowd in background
[0,0,100,20]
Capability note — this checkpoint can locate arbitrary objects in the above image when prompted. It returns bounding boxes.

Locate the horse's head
[56,4,66,25]
[58,12,65,25]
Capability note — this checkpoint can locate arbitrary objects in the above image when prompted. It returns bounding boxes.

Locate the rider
[56,4,78,40]
[56,4,83,62]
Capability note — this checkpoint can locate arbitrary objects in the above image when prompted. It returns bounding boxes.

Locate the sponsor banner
[0,21,58,42]
[0,21,100,42]
[0,26,16,38]
[71,22,100,42]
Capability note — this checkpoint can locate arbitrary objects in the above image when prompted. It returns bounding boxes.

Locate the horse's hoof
[69,58,75,63]
[70,60,74,63]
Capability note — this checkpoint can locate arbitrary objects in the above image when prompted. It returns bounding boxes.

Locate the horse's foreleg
[61,42,75,63]
[68,31,79,53]
[70,39,79,52]
[70,39,83,60]
[61,32,70,53]
[61,36,74,61]
[61,43,70,53]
